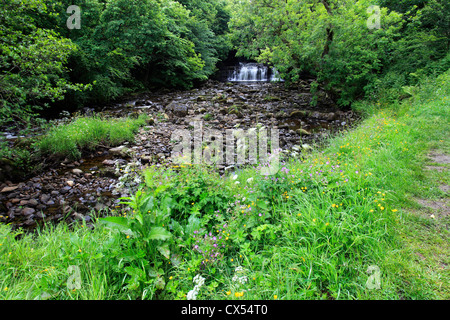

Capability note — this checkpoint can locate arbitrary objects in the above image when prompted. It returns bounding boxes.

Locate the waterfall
[228,63,279,82]
[228,63,267,82]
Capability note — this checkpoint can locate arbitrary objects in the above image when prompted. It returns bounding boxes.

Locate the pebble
[22,207,35,216]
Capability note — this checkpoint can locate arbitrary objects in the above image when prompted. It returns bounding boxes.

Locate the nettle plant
[98,189,173,298]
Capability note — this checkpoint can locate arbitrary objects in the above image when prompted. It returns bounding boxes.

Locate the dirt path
[415,151,449,218]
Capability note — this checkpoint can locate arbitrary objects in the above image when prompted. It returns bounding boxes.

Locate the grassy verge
[38,114,148,160]
[0,71,448,300]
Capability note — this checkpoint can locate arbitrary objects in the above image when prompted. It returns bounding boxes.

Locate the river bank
[0,80,359,230]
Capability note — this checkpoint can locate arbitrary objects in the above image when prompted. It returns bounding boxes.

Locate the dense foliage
[229,0,449,105]
[1,0,448,119]
[0,0,232,122]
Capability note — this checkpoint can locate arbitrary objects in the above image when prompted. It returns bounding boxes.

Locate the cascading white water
[228,63,270,82]
[228,63,283,82]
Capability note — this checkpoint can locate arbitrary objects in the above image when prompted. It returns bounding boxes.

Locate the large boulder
[167,102,188,117]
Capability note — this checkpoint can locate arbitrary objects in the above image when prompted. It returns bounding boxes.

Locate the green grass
[38,114,148,160]
[0,71,448,300]
[0,221,126,299]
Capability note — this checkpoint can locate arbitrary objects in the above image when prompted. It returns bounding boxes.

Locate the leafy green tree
[0,0,87,124]
[230,0,448,105]
[230,0,403,105]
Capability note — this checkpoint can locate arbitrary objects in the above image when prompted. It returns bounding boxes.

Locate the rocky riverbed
[0,80,359,230]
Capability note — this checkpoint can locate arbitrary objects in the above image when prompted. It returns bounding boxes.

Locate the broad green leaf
[147,227,172,241]
[155,276,166,290]
[98,217,133,235]
[140,195,154,214]
[157,243,170,259]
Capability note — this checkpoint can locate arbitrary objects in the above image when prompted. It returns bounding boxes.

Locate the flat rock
[109,146,130,157]
[102,159,116,166]
[22,207,35,216]
[1,186,18,193]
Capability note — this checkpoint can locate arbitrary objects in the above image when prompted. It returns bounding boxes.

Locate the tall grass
[38,115,148,160]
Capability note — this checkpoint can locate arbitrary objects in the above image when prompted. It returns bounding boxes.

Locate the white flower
[246,177,254,184]
[232,174,238,180]
[193,274,205,286]
[187,287,199,300]
[238,276,248,285]
[235,181,240,185]
[187,275,205,300]
[235,266,245,273]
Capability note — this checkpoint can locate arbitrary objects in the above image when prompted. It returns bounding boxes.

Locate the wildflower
[392,209,398,212]
[274,295,278,300]
[226,291,231,295]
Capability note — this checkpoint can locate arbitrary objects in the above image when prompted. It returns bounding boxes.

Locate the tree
[0,0,87,124]
[230,0,404,105]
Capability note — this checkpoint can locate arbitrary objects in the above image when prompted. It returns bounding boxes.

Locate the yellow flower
[380,207,384,210]
[226,291,231,295]
[3,287,8,291]
[392,209,398,212]
[230,258,233,262]
[78,249,82,253]
[274,295,278,300]
[126,235,130,239]
[169,276,173,280]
